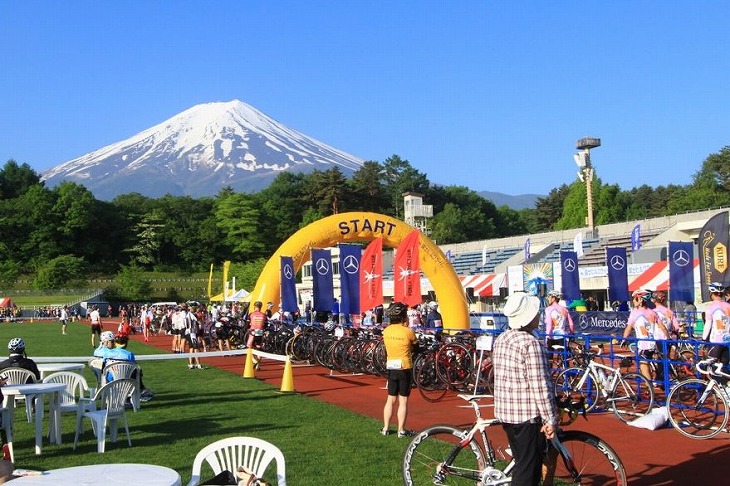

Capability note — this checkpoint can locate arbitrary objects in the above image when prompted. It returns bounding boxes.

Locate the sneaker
[188,364,195,369]
[380,428,390,436]
[195,364,203,369]
[397,430,415,438]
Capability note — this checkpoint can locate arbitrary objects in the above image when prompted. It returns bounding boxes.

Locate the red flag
[394,230,422,307]
[360,237,383,312]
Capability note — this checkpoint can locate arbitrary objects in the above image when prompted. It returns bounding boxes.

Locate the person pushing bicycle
[493,292,559,485]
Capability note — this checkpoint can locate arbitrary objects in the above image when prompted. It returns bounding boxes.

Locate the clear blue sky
[1,2,728,196]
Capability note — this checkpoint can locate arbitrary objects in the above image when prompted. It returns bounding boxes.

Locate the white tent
[226,289,249,302]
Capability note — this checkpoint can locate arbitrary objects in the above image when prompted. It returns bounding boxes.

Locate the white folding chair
[1,367,38,422]
[101,361,142,411]
[73,378,136,453]
[187,436,287,486]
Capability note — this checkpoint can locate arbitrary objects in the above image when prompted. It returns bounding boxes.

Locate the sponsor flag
[669,241,694,303]
[311,249,334,312]
[699,211,730,302]
[631,224,642,251]
[280,256,298,313]
[573,232,584,258]
[524,238,531,260]
[560,251,581,301]
[606,247,630,302]
[207,263,214,298]
[360,238,383,312]
[338,243,362,315]
[222,260,231,300]
[445,249,453,263]
[394,230,422,306]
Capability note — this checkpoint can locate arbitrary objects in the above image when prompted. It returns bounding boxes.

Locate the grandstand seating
[578,229,661,266]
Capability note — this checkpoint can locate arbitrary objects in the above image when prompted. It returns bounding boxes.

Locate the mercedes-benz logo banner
[606,247,629,302]
[338,243,362,316]
[560,250,581,301]
[669,241,695,303]
[312,248,334,313]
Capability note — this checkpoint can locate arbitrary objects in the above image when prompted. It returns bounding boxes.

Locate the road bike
[666,357,730,439]
[553,350,654,422]
[402,394,627,485]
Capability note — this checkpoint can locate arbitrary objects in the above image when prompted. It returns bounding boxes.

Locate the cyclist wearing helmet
[702,283,730,373]
[381,301,418,438]
[622,289,669,382]
[90,331,116,383]
[0,338,40,381]
[424,301,443,339]
[543,290,574,352]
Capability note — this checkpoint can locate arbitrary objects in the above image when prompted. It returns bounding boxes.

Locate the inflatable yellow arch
[248,212,469,329]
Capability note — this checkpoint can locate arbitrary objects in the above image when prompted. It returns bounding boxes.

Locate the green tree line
[1,147,729,291]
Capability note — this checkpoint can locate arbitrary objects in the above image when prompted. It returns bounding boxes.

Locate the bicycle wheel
[402,425,486,485]
[610,372,654,423]
[554,367,599,412]
[547,430,627,485]
[413,353,448,403]
[667,378,729,439]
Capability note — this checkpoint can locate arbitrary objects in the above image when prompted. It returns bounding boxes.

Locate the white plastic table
[37,362,85,379]
[1,382,65,455]
[12,463,182,485]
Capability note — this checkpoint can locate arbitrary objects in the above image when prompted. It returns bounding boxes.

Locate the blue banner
[631,224,641,251]
[606,247,630,302]
[569,311,628,335]
[338,243,361,315]
[669,241,694,303]
[524,238,531,260]
[280,256,298,313]
[560,251,581,301]
[311,249,334,313]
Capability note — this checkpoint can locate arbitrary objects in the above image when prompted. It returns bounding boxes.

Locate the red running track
[138,332,729,485]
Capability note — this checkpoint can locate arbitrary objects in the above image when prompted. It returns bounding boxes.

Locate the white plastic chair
[1,367,38,422]
[42,371,95,435]
[187,436,287,486]
[73,378,136,453]
[101,361,142,411]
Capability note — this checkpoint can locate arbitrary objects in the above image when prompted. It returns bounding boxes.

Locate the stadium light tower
[574,137,601,235]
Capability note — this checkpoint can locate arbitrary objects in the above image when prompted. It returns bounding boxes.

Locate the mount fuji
[41,100,364,200]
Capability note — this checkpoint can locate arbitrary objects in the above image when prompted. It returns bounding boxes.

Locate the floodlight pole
[575,137,601,237]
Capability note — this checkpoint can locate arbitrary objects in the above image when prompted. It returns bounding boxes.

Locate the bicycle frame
[434,396,584,484]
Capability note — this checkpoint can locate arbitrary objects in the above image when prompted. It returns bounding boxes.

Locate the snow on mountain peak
[41,99,364,200]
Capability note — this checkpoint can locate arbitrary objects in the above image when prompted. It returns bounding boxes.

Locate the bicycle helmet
[652,291,667,303]
[324,320,336,332]
[708,282,727,294]
[547,290,562,299]
[428,301,438,310]
[100,331,115,343]
[386,302,409,323]
[8,337,25,353]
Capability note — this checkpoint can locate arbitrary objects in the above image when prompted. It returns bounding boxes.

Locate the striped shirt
[493,329,558,426]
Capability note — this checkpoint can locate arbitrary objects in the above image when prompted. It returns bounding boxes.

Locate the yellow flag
[207,263,214,298]
[222,261,231,300]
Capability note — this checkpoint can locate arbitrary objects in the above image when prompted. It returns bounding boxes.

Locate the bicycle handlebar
[696,357,730,378]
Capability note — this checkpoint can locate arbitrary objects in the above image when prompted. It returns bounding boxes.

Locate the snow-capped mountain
[41,100,364,200]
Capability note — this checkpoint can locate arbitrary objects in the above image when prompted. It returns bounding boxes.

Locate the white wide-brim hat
[503,293,540,329]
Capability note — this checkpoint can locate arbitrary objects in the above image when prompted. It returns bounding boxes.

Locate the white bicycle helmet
[100,331,115,342]
[547,289,562,299]
[709,282,727,294]
[8,337,25,353]
[428,301,438,310]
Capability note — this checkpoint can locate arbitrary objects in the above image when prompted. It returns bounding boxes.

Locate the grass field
[1,321,405,485]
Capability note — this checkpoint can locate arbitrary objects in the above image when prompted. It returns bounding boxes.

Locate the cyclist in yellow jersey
[381,302,418,438]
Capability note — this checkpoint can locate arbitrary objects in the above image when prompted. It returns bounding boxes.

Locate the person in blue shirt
[90,331,116,384]
[103,334,154,402]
